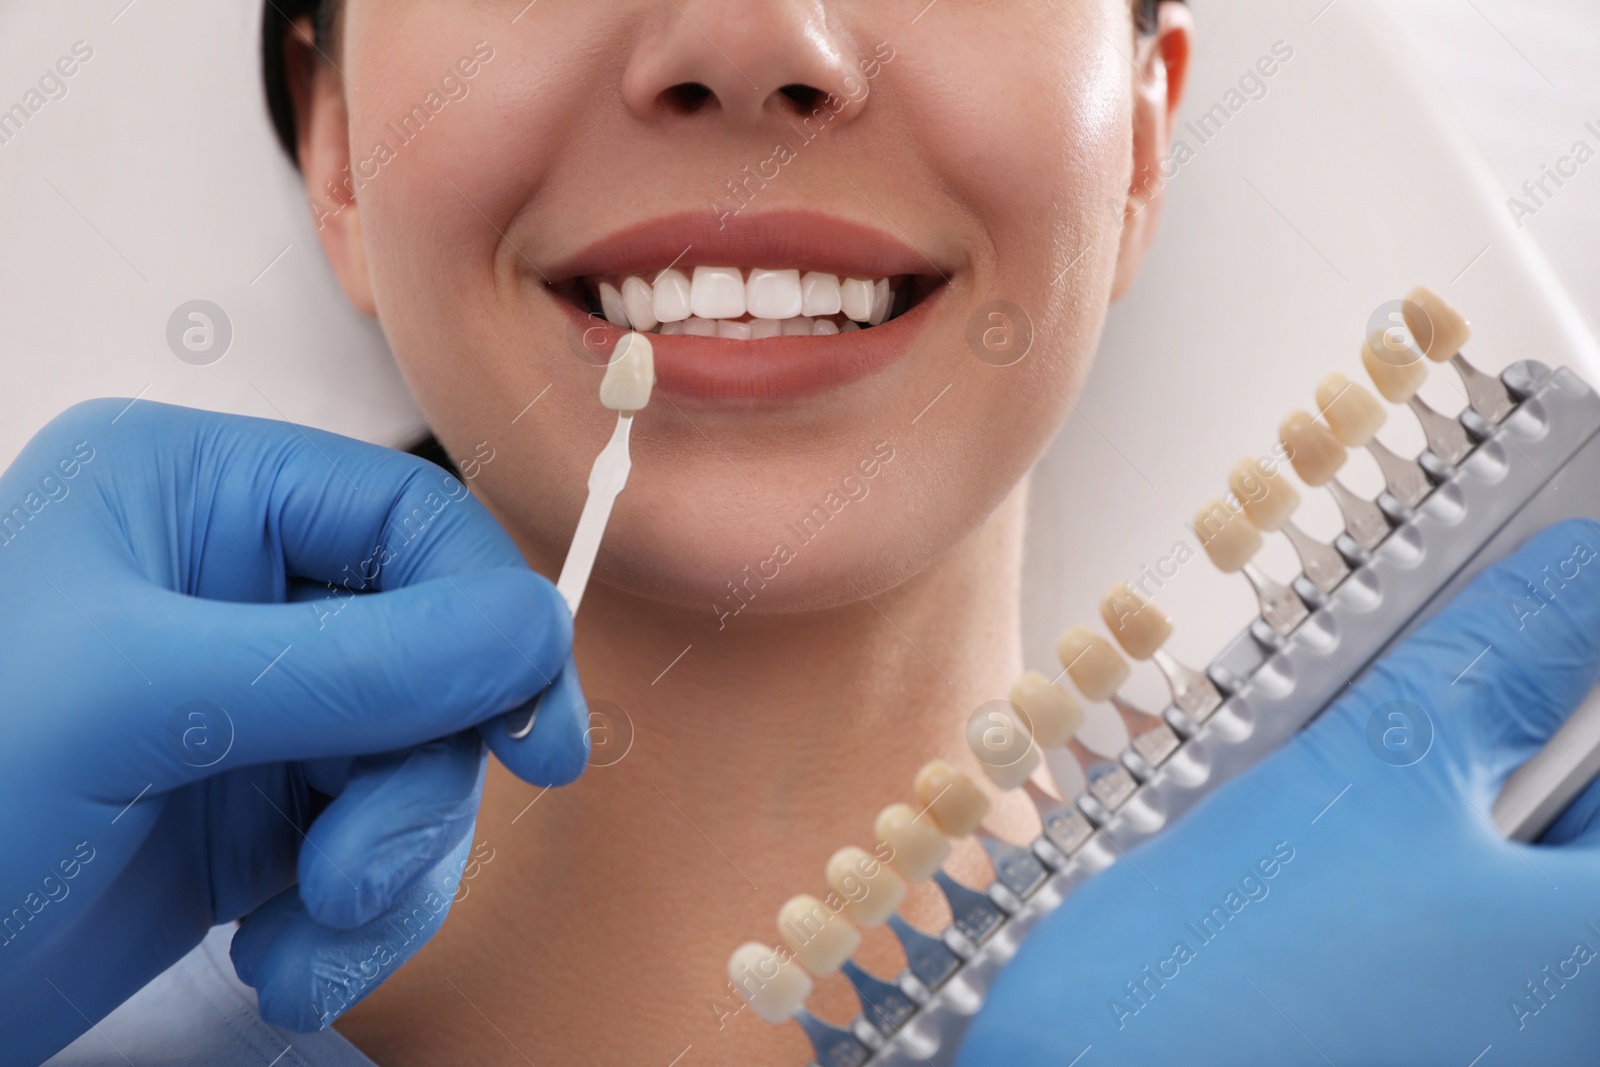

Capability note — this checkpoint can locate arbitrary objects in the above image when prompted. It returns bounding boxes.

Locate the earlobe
[283,16,377,317]
[1108,2,1195,303]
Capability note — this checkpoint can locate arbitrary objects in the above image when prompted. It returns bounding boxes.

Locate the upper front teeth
[589,267,899,334]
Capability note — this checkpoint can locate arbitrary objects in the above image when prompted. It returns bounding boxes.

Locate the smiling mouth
[551,266,934,339]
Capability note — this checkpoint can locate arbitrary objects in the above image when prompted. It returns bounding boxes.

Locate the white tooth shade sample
[966,703,1040,790]
[728,942,811,1023]
[620,276,658,331]
[826,846,906,926]
[840,277,874,322]
[1057,626,1130,703]
[1317,373,1386,448]
[800,272,843,317]
[598,281,629,328]
[913,760,990,837]
[1361,332,1428,404]
[652,269,692,323]
[1280,411,1346,487]
[1229,457,1300,532]
[598,333,654,412]
[690,266,746,319]
[1406,284,1471,362]
[1100,583,1172,661]
[874,803,951,881]
[778,894,860,976]
[1007,671,1083,748]
[868,278,891,326]
[746,268,804,320]
[1193,498,1262,573]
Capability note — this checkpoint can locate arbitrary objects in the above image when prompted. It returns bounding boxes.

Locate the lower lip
[558,288,941,402]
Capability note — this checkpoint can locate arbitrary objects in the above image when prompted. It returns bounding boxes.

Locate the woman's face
[299,0,1185,614]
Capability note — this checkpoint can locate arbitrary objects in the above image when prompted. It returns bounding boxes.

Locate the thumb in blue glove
[0,399,587,1066]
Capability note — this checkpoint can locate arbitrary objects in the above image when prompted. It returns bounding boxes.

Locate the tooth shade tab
[652,268,692,323]
[620,276,657,331]
[1362,331,1428,403]
[1056,626,1130,702]
[875,803,952,881]
[914,760,990,836]
[1100,583,1172,660]
[744,268,804,320]
[1229,456,1299,532]
[1008,671,1084,748]
[1317,373,1387,447]
[729,942,812,1023]
[1405,285,1471,362]
[778,894,861,976]
[1280,410,1347,486]
[1193,498,1261,572]
[801,272,843,316]
[966,703,1041,790]
[826,846,906,927]
[599,333,655,412]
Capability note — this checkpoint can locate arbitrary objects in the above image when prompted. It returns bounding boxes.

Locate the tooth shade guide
[1056,626,1130,702]
[914,759,991,837]
[777,894,861,976]
[1228,456,1300,532]
[826,846,906,927]
[965,702,1040,790]
[1099,583,1173,661]
[1279,411,1347,487]
[1316,373,1387,448]
[1007,671,1084,748]
[728,942,811,1023]
[1404,285,1471,362]
[875,803,952,882]
[1361,330,1429,404]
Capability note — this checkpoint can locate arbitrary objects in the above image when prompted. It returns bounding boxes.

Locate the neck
[338,480,1034,1067]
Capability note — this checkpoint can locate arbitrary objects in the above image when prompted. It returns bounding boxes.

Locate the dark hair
[263,0,1171,165]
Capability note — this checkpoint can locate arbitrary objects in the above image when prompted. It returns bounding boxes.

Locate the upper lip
[540,209,947,284]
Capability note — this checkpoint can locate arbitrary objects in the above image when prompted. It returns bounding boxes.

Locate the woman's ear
[1110,1,1194,302]
[283,15,377,317]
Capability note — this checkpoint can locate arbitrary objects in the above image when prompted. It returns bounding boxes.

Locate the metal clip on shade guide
[1317,374,1434,509]
[840,961,923,1037]
[1405,284,1514,424]
[1228,457,1350,594]
[886,914,962,991]
[1194,498,1309,636]
[794,1009,870,1067]
[1099,582,1224,724]
[1362,331,1473,465]
[1280,410,1392,552]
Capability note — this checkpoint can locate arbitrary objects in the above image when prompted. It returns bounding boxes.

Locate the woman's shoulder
[45,924,379,1067]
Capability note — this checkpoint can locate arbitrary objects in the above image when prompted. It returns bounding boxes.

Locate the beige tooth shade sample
[777,894,861,976]
[1100,583,1172,661]
[966,703,1041,790]
[1007,672,1085,748]
[1228,457,1300,532]
[1280,411,1346,486]
[875,803,952,881]
[1193,497,1262,572]
[1361,332,1429,404]
[1316,373,1386,448]
[826,845,907,926]
[728,942,812,1023]
[1056,626,1130,702]
[914,760,991,837]
[1405,284,1471,362]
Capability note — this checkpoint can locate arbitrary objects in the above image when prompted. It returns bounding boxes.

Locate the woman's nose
[622,0,869,128]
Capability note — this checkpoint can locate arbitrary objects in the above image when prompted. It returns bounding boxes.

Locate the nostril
[778,83,828,113]
[662,81,715,114]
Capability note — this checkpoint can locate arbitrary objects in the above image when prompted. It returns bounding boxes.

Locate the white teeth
[690,266,746,320]
[620,276,658,332]
[586,267,904,336]
[598,281,629,328]
[868,278,891,326]
[840,278,874,322]
[653,269,692,323]
[800,272,843,317]
[746,269,804,320]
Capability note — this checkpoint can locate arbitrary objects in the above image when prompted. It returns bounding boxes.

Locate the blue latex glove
[0,400,589,1067]
[959,519,1600,1066]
